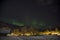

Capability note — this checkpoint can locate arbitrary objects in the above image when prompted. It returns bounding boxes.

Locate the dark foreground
[0,35,60,40]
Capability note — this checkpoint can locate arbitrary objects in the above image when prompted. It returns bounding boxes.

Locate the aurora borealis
[0,18,46,27]
[0,0,59,29]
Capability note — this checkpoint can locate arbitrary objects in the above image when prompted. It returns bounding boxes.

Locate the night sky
[0,0,59,28]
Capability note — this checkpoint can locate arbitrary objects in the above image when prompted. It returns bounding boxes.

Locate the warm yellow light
[21,34,24,36]
[7,27,60,36]
[57,33,60,35]
[24,33,31,36]
[7,33,19,36]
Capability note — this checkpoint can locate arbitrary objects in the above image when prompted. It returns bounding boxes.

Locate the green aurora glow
[1,18,46,26]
